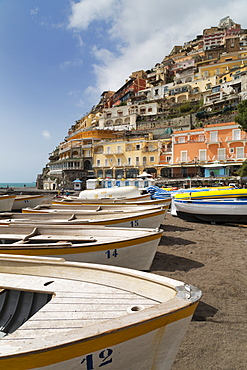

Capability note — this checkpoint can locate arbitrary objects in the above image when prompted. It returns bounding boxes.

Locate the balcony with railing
[226,133,247,143]
[125,146,134,151]
[173,137,188,144]
[189,137,206,143]
[175,156,191,164]
[173,136,206,144]
[49,159,84,174]
[175,156,212,164]
[112,149,124,155]
[159,154,172,165]
[205,137,222,145]
[219,153,247,162]
[230,153,247,161]
[142,146,158,152]
[94,149,103,154]
[59,141,82,154]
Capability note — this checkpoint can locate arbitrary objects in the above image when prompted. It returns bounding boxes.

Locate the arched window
[84,160,92,170]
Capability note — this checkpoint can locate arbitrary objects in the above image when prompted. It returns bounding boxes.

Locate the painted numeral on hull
[130,220,139,227]
[105,249,118,259]
[81,349,113,369]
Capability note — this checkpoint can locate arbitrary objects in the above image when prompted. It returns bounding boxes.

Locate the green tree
[235,100,247,132]
[179,102,192,113]
[237,160,247,178]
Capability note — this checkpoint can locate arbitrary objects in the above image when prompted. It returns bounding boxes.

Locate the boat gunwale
[0,254,201,365]
[0,207,167,226]
[0,225,163,254]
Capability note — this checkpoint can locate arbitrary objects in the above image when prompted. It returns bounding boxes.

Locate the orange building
[171,122,247,178]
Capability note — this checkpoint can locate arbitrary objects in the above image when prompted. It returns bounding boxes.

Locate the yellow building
[48,128,119,189]
[93,137,172,179]
[197,54,247,83]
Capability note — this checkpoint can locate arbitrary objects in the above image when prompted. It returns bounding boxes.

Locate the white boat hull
[12,195,44,211]
[28,316,193,370]
[0,225,163,270]
[0,255,201,370]
[78,185,142,199]
[56,234,159,269]
[0,195,15,212]
[174,198,247,223]
[0,207,168,229]
[51,197,170,207]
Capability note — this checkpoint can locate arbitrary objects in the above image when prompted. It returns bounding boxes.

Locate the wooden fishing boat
[54,193,151,203]
[0,207,167,229]
[21,203,164,214]
[167,186,236,216]
[174,197,247,224]
[0,254,201,369]
[0,224,163,270]
[12,194,44,211]
[77,185,143,199]
[174,187,247,200]
[0,195,15,212]
[51,197,170,207]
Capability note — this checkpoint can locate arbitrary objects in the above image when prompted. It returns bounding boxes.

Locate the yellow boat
[174,188,247,200]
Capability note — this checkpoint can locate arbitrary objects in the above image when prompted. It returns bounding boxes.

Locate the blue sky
[0,0,246,183]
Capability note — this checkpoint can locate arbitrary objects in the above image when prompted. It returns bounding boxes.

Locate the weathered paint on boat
[0,224,163,270]
[0,207,168,229]
[174,188,247,200]
[22,202,170,215]
[12,195,44,211]
[21,203,166,214]
[78,185,142,199]
[0,254,201,369]
[53,193,151,204]
[0,195,15,212]
[51,197,170,207]
[174,197,247,224]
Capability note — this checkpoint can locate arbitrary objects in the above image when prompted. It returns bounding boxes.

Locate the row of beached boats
[0,186,202,369]
[147,185,247,224]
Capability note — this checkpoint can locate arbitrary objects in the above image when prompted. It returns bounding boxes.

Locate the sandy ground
[151,212,247,370]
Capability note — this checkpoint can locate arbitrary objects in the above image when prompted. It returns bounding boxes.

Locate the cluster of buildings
[37,16,247,190]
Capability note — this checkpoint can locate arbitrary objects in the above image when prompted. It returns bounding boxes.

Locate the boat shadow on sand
[159,233,196,247]
[151,252,204,272]
[151,255,217,322]
[192,301,218,321]
[161,224,194,232]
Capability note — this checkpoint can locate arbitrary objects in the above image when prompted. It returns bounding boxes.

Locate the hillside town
[37,16,247,191]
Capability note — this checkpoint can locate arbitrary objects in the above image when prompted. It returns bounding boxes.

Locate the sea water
[0,182,36,188]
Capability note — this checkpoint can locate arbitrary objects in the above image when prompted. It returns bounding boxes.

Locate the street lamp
[194,157,198,177]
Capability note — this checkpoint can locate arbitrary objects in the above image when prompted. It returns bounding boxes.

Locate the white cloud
[73,32,84,47]
[59,58,83,70]
[42,130,51,140]
[68,0,116,30]
[30,7,39,16]
[68,0,247,99]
